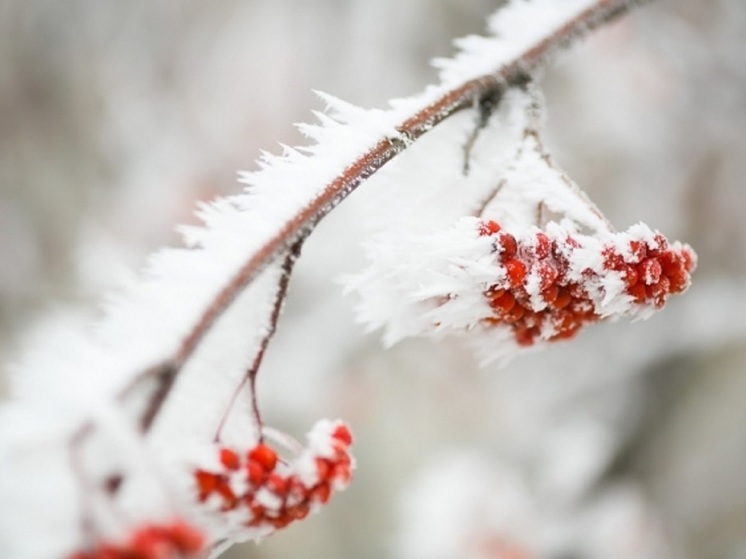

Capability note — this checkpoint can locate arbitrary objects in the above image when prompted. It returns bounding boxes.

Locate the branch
[129,0,649,430]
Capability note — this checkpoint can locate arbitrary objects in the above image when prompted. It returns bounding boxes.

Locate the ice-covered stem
[212,241,303,443]
[127,0,650,431]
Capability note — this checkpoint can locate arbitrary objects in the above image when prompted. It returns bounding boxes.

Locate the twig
[212,242,302,443]
[462,85,506,176]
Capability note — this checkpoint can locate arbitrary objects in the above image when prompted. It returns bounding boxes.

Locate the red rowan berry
[311,483,332,505]
[504,259,527,288]
[332,424,353,447]
[194,470,220,502]
[622,264,638,287]
[550,288,572,310]
[498,233,517,258]
[628,240,647,262]
[490,291,516,314]
[502,304,525,324]
[165,521,204,554]
[628,282,647,304]
[541,285,559,305]
[316,458,331,480]
[247,460,267,486]
[478,220,501,236]
[248,443,277,472]
[219,448,241,471]
[536,262,558,291]
[638,258,662,285]
[533,232,551,260]
[266,474,289,497]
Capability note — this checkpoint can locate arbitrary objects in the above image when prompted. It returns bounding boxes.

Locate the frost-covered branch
[132,0,650,432]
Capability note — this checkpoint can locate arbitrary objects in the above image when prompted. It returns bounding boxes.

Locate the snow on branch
[0,1,679,558]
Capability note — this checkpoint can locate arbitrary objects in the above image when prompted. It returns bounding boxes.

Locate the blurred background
[1,1,745,558]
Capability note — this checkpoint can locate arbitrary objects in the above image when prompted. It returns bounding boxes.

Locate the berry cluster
[478,219,696,347]
[193,420,353,532]
[68,519,204,559]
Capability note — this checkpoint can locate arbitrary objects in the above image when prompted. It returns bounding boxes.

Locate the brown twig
[212,242,302,443]
[125,0,648,431]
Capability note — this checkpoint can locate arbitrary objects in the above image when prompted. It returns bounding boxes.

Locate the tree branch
[127,0,649,431]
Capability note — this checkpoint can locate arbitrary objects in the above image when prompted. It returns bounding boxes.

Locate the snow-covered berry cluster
[478,219,697,346]
[193,420,354,533]
[68,519,204,559]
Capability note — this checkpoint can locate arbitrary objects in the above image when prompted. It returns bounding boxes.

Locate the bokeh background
[1,1,745,558]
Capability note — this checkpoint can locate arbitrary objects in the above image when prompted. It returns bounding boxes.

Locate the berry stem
[212,241,302,443]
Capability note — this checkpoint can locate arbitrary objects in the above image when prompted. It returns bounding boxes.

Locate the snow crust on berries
[346,76,696,365]
[352,213,696,364]
[188,420,354,547]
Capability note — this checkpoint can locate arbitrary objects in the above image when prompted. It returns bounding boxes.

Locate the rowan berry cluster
[478,219,696,347]
[193,420,353,532]
[68,519,204,559]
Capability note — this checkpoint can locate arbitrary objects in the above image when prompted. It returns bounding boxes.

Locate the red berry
[489,291,516,314]
[247,459,267,486]
[316,458,331,481]
[602,246,624,271]
[502,303,525,324]
[498,233,517,259]
[542,285,559,305]
[638,258,662,285]
[504,259,526,289]
[550,288,572,310]
[622,264,638,287]
[311,483,332,504]
[268,515,293,530]
[647,275,671,300]
[285,503,310,520]
[648,233,669,256]
[248,504,266,526]
[668,269,689,293]
[165,521,204,554]
[332,463,352,485]
[629,240,647,262]
[249,443,278,472]
[514,327,537,346]
[219,448,241,471]
[216,479,238,510]
[478,220,501,236]
[332,424,353,447]
[267,474,289,497]
[628,282,647,304]
[194,470,220,502]
[533,232,551,260]
[536,262,558,291]
[129,526,173,559]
